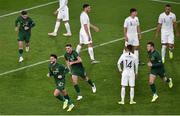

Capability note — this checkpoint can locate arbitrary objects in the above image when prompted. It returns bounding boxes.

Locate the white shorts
[121,71,135,87]
[79,32,92,44]
[57,8,69,21]
[126,34,139,46]
[161,32,174,44]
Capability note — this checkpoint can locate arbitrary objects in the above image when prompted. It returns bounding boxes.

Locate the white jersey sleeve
[136,17,140,26]
[81,14,88,25]
[117,54,124,72]
[158,14,163,24]
[124,18,128,28]
[172,13,176,22]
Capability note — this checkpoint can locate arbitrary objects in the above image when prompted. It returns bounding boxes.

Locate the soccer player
[15,11,35,62]
[117,45,138,105]
[123,8,141,65]
[48,0,72,37]
[47,54,74,112]
[147,42,173,102]
[155,4,179,63]
[76,4,100,64]
[64,44,96,101]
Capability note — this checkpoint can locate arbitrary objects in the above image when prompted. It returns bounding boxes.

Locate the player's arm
[173,16,179,37]
[90,24,100,32]
[117,56,123,73]
[69,56,82,65]
[137,26,141,39]
[124,19,128,42]
[15,18,19,33]
[47,67,53,78]
[134,57,138,78]
[29,18,35,28]
[155,15,162,38]
[84,24,91,41]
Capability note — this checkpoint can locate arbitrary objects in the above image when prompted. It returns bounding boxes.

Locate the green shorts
[150,67,166,78]
[71,67,87,79]
[17,32,31,43]
[56,78,65,91]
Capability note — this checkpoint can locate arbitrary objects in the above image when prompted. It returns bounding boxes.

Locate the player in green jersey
[64,44,96,101]
[147,42,173,103]
[47,54,74,112]
[15,11,35,63]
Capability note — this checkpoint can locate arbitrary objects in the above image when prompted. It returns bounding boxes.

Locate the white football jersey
[124,16,140,35]
[58,0,68,11]
[80,11,90,34]
[117,52,138,74]
[158,12,176,33]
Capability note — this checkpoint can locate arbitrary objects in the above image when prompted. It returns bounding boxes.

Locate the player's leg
[54,89,65,103]
[84,75,96,93]
[129,73,136,104]
[63,21,72,36]
[159,69,173,88]
[76,44,83,54]
[168,33,175,59]
[25,34,30,52]
[61,89,74,111]
[88,43,100,64]
[161,34,168,63]
[149,74,158,102]
[134,46,139,63]
[48,11,62,36]
[18,41,24,62]
[72,75,82,100]
[118,72,127,105]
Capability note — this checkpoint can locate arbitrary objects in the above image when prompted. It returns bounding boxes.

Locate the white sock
[76,45,82,54]
[121,87,125,102]
[88,47,95,61]
[161,45,166,59]
[64,22,71,34]
[53,21,61,33]
[130,87,134,101]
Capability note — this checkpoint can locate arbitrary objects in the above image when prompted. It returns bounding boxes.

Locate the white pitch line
[0,28,157,77]
[0,1,58,18]
[150,0,180,5]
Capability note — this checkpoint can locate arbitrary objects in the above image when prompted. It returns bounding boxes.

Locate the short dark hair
[147,42,155,47]
[83,4,90,9]
[130,8,137,14]
[165,4,171,7]
[126,45,133,52]
[66,44,72,47]
[50,54,57,59]
[21,11,28,15]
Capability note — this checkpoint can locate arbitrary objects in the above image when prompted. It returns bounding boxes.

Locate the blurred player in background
[155,4,179,63]
[76,4,100,64]
[48,0,72,37]
[117,45,138,105]
[15,11,35,63]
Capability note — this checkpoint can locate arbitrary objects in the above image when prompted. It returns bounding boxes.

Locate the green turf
[0,0,180,115]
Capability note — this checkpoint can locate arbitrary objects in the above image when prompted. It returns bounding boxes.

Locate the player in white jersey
[124,8,141,66]
[155,4,179,63]
[76,4,100,64]
[117,45,138,105]
[48,0,72,37]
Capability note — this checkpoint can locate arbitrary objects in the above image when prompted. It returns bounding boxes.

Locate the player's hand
[147,62,152,67]
[15,27,19,32]
[58,75,62,79]
[24,26,29,30]
[54,10,58,15]
[69,62,74,65]
[93,26,100,32]
[47,73,50,77]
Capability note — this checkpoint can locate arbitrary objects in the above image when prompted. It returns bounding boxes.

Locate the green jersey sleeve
[152,51,163,68]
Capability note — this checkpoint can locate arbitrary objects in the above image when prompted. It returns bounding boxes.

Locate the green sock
[64,94,73,105]
[74,84,80,96]
[87,79,94,87]
[150,84,157,94]
[56,94,65,102]
[19,49,23,57]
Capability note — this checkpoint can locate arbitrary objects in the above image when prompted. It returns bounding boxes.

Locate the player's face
[131,11,137,17]
[50,57,57,65]
[22,14,28,19]
[147,44,152,52]
[66,46,72,54]
[165,7,171,14]
[86,6,91,13]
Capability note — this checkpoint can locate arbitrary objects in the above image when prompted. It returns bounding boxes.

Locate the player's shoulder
[159,12,165,17]
[125,16,131,21]
[170,12,176,17]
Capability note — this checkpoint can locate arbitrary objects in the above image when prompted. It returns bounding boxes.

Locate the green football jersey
[15,16,35,33]
[148,50,163,69]
[64,50,84,70]
[48,63,69,84]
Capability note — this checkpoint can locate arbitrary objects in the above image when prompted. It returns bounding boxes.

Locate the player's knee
[53,91,59,97]
[56,19,61,22]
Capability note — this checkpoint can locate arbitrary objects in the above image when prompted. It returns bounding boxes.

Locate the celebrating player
[48,0,72,37]
[155,4,179,63]
[47,54,74,112]
[123,8,141,66]
[147,42,173,103]
[76,4,100,64]
[64,44,96,101]
[15,11,35,63]
[117,45,138,105]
